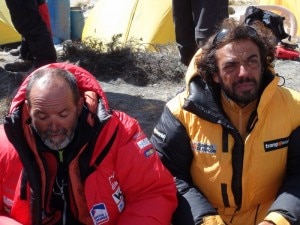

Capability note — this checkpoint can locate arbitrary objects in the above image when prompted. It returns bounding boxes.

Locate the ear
[212,73,220,83]
[77,97,84,116]
[25,100,31,113]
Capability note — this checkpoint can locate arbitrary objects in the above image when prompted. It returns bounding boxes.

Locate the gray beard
[42,132,75,151]
[32,125,75,151]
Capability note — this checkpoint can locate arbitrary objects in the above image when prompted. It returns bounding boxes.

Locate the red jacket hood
[10,63,109,113]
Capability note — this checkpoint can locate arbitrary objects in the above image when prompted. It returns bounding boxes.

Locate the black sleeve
[150,106,218,225]
[268,126,300,224]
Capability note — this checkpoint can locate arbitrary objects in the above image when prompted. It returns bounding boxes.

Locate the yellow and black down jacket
[151,59,300,225]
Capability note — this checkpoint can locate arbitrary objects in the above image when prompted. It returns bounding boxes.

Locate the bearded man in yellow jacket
[151,18,300,225]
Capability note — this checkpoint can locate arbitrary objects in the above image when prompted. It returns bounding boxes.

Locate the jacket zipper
[58,149,67,225]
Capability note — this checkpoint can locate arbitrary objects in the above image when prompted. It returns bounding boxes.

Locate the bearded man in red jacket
[0,63,177,225]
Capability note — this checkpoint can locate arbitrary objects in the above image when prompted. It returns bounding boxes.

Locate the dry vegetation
[60,37,186,86]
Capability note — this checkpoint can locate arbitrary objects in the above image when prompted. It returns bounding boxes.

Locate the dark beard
[221,77,261,106]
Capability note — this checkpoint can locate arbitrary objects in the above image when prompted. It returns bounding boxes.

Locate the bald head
[26,67,81,106]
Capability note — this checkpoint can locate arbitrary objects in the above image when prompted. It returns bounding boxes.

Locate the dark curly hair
[196,18,277,85]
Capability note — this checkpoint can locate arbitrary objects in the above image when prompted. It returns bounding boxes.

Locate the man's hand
[201,215,225,225]
[258,221,275,225]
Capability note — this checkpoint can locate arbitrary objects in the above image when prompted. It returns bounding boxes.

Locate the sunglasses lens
[213,29,229,45]
[212,26,258,46]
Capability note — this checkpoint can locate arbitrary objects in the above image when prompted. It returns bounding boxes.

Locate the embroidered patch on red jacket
[136,137,151,150]
[144,148,155,157]
[90,203,109,225]
[133,132,155,157]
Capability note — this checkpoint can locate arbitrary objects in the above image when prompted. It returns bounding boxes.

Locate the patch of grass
[60,36,186,86]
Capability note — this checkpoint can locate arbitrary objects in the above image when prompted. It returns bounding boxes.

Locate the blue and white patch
[90,203,109,225]
[136,137,151,149]
[191,141,217,154]
[112,187,125,212]
[117,198,125,212]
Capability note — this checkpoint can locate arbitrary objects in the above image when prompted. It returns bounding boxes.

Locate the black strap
[85,125,119,177]
[222,128,229,153]
[20,169,28,200]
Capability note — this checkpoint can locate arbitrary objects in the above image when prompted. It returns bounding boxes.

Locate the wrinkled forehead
[215,39,260,61]
[28,84,75,112]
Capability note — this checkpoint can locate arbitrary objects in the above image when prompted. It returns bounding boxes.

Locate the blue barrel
[70,7,85,40]
[47,0,70,44]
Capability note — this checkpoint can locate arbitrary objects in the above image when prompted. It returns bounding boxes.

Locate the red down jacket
[0,63,177,225]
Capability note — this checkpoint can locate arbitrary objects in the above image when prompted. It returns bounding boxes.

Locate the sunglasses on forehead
[212,26,258,46]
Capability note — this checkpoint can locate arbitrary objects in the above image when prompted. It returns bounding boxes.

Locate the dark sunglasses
[212,26,258,46]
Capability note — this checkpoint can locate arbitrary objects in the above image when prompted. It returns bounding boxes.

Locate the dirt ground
[1,0,300,137]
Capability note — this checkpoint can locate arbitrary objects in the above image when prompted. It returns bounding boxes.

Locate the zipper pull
[58,150,64,163]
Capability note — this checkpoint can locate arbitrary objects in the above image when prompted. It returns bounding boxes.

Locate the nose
[238,63,249,77]
[48,118,60,132]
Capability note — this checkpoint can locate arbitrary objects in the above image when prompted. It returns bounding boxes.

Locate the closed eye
[59,110,69,118]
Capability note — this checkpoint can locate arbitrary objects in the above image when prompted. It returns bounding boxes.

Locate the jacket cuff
[201,215,225,225]
[264,212,290,225]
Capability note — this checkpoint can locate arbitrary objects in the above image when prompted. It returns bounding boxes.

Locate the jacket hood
[9,63,109,113]
[185,48,203,91]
